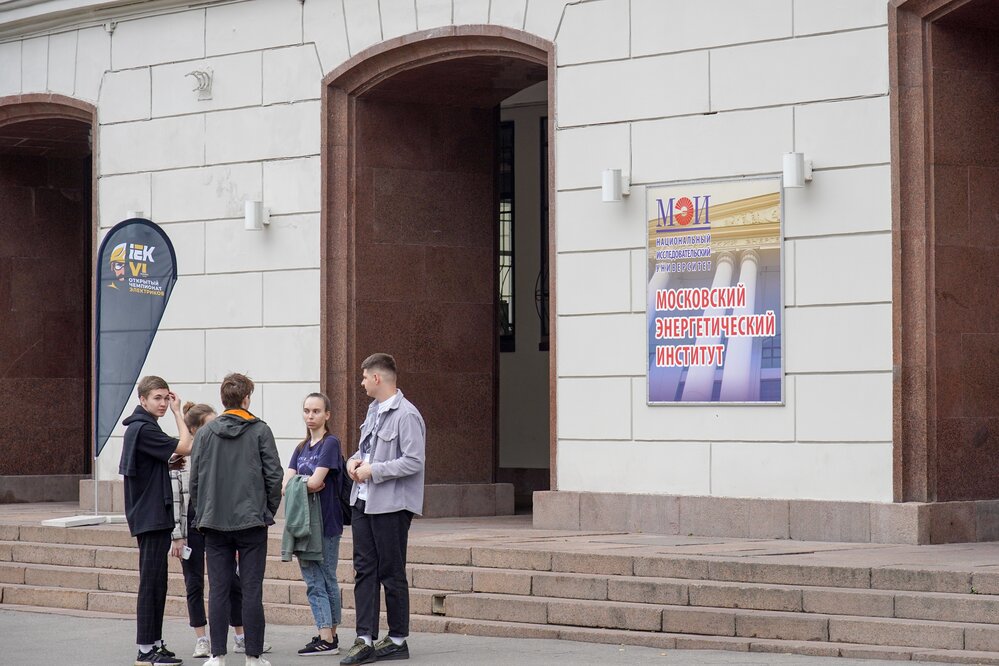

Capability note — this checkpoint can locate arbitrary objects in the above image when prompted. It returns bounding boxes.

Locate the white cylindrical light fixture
[783,152,806,188]
[244,200,268,231]
[602,168,623,202]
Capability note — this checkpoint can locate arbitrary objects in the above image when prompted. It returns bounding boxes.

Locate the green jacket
[281,475,323,561]
[190,410,283,532]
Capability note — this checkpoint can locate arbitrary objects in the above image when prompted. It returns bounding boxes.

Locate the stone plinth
[533,491,999,545]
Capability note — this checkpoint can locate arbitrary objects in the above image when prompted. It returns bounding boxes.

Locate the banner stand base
[42,515,108,528]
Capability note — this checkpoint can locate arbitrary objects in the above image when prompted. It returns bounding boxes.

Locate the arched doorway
[0,95,95,502]
[321,28,555,513]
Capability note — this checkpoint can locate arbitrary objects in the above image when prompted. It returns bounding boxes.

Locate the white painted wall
[553,0,892,503]
[2,0,893,502]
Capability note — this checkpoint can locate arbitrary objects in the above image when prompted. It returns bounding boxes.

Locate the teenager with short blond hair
[119,375,193,666]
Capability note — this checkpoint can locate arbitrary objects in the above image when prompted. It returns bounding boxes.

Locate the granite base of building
[420,483,516,518]
[533,491,999,545]
[0,475,87,503]
[80,480,515,519]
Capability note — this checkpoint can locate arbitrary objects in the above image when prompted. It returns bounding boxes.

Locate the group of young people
[120,353,426,666]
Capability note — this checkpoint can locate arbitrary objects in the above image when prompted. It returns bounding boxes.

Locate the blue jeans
[298,535,342,629]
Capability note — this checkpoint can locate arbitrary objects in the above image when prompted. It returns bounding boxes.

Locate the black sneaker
[339,639,375,665]
[299,638,340,656]
[134,647,183,665]
[158,643,177,658]
[373,637,409,661]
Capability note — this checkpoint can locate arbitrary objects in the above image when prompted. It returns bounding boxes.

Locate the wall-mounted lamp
[244,201,269,231]
[601,168,631,203]
[782,152,813,188]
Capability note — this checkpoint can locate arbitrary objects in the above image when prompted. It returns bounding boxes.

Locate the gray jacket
[348,390,426,516]
[190,410,283,532]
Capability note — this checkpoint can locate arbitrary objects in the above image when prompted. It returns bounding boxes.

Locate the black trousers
[181,507,242,628]
[136,528,173,645]
[204,526,268,657]
[351,501,413,640]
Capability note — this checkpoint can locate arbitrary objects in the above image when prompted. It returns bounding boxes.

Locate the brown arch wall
[891,0,999,503]
[0,94,97,479]
[320,27,557,486]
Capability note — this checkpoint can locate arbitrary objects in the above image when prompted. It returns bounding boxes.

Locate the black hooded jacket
[189,409,283,532]
[118,406,179,537]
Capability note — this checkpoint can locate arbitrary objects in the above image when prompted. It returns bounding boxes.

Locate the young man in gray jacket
[190,373,282,666]
[341,353,426,665]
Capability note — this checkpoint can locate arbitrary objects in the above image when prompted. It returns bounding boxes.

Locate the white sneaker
[193,637,211,658]
[233,635,271,654]
[244,657,270,666]
[205,656,226,666]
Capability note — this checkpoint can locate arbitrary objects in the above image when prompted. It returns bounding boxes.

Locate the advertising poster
[646,178,783,404]
[94,218,178,456]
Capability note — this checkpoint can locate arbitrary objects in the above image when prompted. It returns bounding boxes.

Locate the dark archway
[0,94,96,499]
[320,27,556,493]
[891,0,999,503]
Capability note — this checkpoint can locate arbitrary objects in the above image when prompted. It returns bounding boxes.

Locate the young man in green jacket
[190,373,282,666]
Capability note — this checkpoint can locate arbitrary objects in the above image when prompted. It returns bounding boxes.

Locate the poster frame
[644,173,786,407]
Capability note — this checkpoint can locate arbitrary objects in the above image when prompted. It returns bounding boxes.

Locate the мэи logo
[656,195,710,229]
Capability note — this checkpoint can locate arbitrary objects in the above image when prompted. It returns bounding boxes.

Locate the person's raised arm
[169,392,193,456]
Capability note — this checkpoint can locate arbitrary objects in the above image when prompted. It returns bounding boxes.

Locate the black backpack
[338,453,352,526]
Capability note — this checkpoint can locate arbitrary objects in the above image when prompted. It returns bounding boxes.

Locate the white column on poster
[681,251,735,401]
[719,249,760,401]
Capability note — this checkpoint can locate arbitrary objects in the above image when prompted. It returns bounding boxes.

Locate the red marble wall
[353,99,497,484]
[930,19,999,500]
[0,154,91,475]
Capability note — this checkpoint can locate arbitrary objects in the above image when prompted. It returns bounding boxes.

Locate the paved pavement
[1,607,905,666]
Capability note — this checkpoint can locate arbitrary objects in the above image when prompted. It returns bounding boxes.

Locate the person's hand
[170,538,186,558]
[168,391,181,414]
[346,458,361,480]
[354,462,373,482]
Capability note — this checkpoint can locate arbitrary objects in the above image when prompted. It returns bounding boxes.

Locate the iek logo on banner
[107,242,158,289]
[126,242,155,277]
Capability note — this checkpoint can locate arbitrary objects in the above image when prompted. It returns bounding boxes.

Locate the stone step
[409,563,999,625]
[6,529,999,598]
[6,589,996,666]
[7,541,999,629]
[426,590,999,651]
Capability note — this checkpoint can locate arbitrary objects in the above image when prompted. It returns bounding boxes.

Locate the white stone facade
[0,0,893,502]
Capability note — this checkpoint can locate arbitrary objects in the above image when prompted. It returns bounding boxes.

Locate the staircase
[2,519,999,663]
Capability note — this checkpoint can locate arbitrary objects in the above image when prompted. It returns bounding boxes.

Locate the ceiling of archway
[0,118,91,157]
[361,55,547,108]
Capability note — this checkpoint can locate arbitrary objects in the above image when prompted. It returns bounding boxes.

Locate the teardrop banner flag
[94,218,178,457]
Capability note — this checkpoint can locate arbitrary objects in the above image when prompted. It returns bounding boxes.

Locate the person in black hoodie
[190,372,282,666]
[119,375,193,666]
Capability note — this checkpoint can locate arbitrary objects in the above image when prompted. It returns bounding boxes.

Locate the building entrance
[0,100,93,499]
[322,31,554,513]
[893,0,999,505]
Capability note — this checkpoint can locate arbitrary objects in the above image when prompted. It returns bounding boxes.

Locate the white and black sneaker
[134,647,183,665]
[233,635,272,653]
[297,635,339,656]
